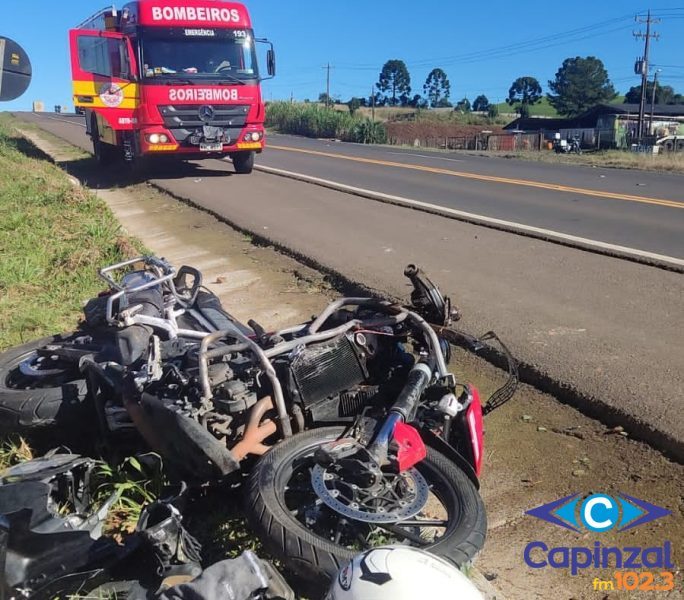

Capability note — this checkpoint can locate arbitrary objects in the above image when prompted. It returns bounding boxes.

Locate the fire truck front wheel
[231,151,255,175]
[91,118,119,166]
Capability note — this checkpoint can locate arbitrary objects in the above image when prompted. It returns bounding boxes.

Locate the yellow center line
[269,145,684,210]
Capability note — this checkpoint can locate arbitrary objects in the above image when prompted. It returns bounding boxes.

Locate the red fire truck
[69,1,275,174]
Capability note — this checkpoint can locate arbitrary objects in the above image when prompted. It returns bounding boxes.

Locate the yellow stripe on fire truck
[72,81,140,110]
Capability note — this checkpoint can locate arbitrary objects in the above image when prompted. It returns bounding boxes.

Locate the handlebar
[99,256,175,291]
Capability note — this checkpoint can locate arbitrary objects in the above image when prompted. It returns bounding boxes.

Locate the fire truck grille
[159,104,250,129]
[159,104,250,145]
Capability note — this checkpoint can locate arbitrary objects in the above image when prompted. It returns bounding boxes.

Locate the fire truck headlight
[148,133,161,144]
[159,134,169,144]
[251,132,262,142]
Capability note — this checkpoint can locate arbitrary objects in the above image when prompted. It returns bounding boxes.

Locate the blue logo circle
[580,494,619,532]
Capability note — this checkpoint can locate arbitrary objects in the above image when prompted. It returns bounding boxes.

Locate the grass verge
[0,114,143,350]
[0,116,265,572]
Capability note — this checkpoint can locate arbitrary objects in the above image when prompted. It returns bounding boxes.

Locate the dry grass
[354,106,417,122]
[0,436,34,470]
[493,148,684,173]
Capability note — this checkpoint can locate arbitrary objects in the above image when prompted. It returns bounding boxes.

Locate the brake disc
[310,463,429,524]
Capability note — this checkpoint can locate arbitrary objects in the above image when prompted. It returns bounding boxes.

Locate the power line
[335,14,635,71]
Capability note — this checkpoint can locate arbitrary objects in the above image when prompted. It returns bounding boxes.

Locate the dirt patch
[385,121,505,147]
[455,347,684,599]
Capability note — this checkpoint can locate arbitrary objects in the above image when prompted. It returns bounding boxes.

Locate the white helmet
[326,546,484,600]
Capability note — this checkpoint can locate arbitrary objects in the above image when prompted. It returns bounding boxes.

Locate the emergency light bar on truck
[69,0,275,175]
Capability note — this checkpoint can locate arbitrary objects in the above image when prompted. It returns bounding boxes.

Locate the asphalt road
[15,112,684,460]
[260,133,684,260]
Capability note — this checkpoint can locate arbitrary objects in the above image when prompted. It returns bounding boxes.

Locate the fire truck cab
[69,0,275,174]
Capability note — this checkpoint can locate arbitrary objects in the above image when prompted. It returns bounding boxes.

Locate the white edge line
[387,151,464,162]
[255,164,684,269]
[40,114,87,128]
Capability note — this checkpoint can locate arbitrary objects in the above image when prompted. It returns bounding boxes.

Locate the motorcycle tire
[245,426,486,589]
[0,334,92,434]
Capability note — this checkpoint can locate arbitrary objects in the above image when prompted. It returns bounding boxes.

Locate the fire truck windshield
[141,30,259,82]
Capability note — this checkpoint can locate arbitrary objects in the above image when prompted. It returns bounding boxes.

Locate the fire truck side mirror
[267,49,276,77]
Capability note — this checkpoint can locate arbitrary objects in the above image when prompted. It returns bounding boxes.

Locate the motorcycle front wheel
[0,333,94,435]
[245,427,486,589]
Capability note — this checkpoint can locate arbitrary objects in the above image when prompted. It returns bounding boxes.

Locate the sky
[2,1,684,110]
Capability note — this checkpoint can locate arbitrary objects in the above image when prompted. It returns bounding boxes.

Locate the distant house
[504,104,684,149]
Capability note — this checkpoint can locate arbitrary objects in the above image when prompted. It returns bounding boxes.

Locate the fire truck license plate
[200,143,223,152]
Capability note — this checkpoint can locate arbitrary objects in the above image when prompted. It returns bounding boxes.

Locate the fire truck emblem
[198,105,215,122]
[99,83,124,108]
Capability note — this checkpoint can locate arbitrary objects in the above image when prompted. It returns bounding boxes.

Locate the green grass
[266,102,387,143]
[495,97,560,118]
[0,114,143,350]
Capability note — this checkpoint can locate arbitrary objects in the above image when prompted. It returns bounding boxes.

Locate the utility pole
[649,69,660,136]
[322,63,332,108]
[634,10,660,141]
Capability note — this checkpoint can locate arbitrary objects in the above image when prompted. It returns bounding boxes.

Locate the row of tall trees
[368,57,681,117]
[506,57,618,117]
[373,61,477,111]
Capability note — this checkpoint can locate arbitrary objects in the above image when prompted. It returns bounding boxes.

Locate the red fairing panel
[392,421,427,473]
[137,1,252,28]
[466,385,484,477]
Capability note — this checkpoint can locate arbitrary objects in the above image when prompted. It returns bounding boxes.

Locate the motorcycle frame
[100,256,221,340]
[90,258,488,479]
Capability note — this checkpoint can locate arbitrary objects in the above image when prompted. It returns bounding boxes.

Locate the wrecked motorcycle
[0,256,251,437]
[0,257,518,585]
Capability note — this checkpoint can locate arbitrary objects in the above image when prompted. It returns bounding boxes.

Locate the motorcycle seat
[191,290,254,338]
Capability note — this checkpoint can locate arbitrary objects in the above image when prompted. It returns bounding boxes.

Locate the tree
[455,97,471,112]
[409,94,429,109]
[347,97,365,114]
[370,92,386,107]
[624,83,678,105]
[487,104,499,118]
[423,68,451,108]
[547,56,617,116]
[507,76,542,117]
[377,60,411,106]
[472,94,490,112]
